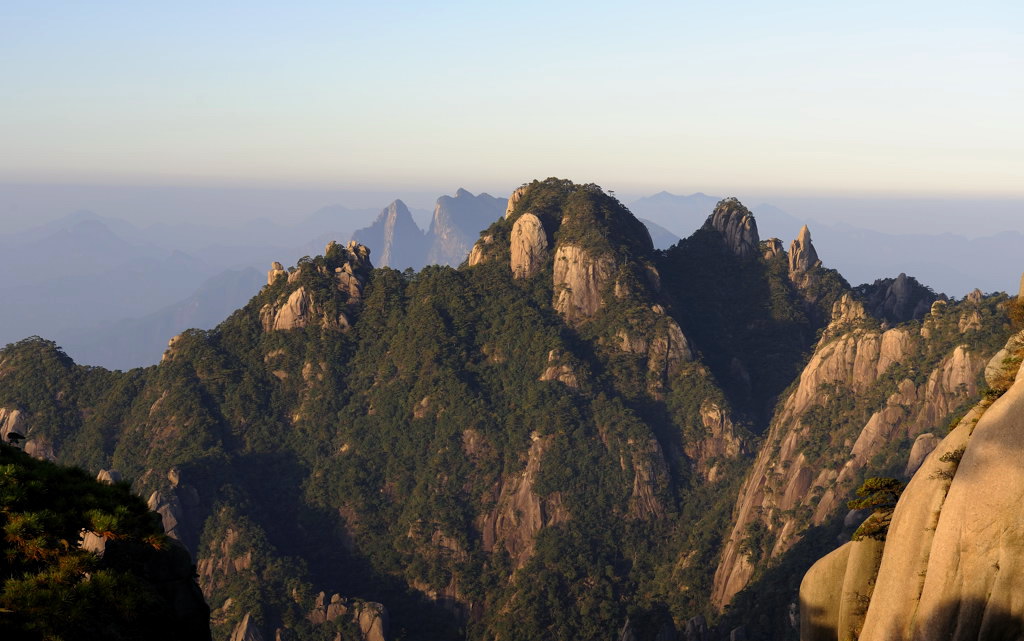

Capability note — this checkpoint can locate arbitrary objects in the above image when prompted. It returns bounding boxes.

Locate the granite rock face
[509,213,549,279]
[703,198,760,259]
[713,296,992,610]
[260,242,371,333]
[788,225,821,284]
[800,331,1024,641]
[480,432,569,568]
[504,185,529,219]
[799,538,884,641]
[762,238,784,260]
[552,244,616,324]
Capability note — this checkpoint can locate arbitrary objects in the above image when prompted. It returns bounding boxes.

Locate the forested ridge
[0,178,1013,641]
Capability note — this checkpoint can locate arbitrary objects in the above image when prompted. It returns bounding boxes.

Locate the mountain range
[3,187,1019,372]
[2,177,1020,641]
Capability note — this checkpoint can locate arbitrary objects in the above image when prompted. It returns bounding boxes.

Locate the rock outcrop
[147,467,201,551]
[855,273,939,324]
[262,287,314,331]
[267,261,287,286]
[538,349,580,388]
[802,331,1024,641]
[96,468,122,484]
[903,432,940,476]
[504,185,529,219]
[788,225,820,284]
[799,538,884,641]
[762,238,784,260]
[684,400,744,483]
[308,592,390,641]
[260,242,371,333]
[229,612,265,641]
[703,198,760,259]
[509,213,549,279]
[467,234,492,266]
[0,407,26,441]
[713,295,993,610]
[552,244,615,324]
[0,406,53,461]
[481,432,569,568]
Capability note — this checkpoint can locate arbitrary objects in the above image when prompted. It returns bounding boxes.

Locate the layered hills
[0,178,1017,641]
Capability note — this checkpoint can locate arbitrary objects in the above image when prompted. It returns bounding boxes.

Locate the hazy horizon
[3,179,1023,240]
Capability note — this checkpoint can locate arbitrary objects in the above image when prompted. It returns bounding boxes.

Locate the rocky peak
[504,185,529,218]
[267,261,287,286]
[821,293,870,340]
[427,189,506,267]
[351,199,425,269]
[854,273,940,324]
[788,225,820,278]
[702,198,760,259]
[260,242,372,333]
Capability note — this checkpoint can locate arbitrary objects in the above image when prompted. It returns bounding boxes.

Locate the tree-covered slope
[0,443,210,640]
[0,178,1014,641]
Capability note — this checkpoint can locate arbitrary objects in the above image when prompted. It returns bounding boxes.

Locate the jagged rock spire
[788,225,820,277]
[703,198,760,259]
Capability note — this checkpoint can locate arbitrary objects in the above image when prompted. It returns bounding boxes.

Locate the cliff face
[509,213,549,279]
[801,330,1024,641]
[713,292,1006,611]
[552,244,616,323]
[703,198,760,259]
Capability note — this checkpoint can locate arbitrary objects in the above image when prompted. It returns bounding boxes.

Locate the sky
[3,0,1022,200]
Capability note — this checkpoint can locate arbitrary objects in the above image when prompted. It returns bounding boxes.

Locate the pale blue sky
[2,1,1022,196]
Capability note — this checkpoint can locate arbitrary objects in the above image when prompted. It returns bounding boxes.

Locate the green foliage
[848,477,905,541]
[1007,297,1024,329]
[0,444,207,640]
[5,180,1013,641]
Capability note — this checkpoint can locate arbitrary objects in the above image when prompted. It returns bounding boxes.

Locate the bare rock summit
[703,198,760,259]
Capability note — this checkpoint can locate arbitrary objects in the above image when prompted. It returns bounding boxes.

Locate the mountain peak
[789,224,820,276]
[454,188,472,198]
[350,199,425,269]
[703,198,760,259]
